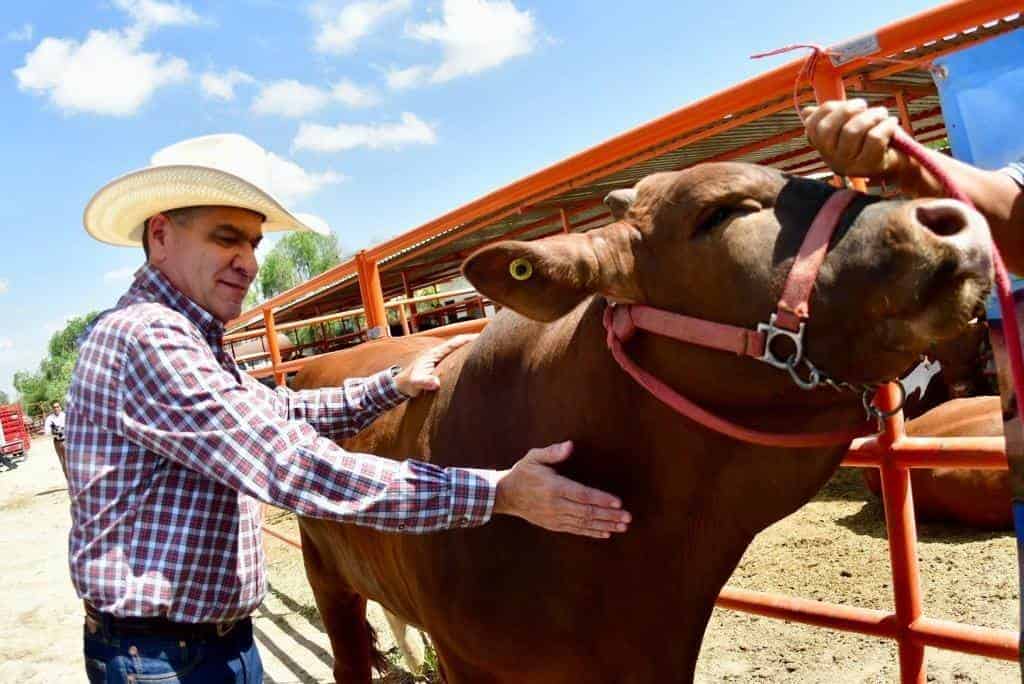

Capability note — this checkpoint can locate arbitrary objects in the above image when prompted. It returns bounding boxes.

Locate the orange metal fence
[719,383,1019,679]
[259,325,1019,683]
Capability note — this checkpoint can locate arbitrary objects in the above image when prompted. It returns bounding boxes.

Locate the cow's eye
[693,206,734,236]
[692,199,762,237]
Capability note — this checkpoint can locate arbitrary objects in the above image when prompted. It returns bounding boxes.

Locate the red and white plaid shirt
[66,264,496,623]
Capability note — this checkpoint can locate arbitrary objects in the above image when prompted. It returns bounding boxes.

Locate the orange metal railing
[259,327,1019,681]
[714,384,1019,679]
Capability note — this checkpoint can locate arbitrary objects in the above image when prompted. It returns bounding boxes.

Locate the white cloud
[0,279,8,294]
[391,0,535,89]
[266,152,346,204]
[252,79,330,118]
[252,78,379,116]
[294,112,436,152]
[0,338,12,350]
[14,31,189,116]
[7,23,33,42]
[312,0,411,54]
[12,1,197,116]
[200,68,255,101]
[385,65,429,90]
[103,266,138,283]
[113,0,200,31]
[332,79,379,108]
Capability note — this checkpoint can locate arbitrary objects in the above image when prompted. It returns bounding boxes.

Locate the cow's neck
[515,295,859,526]
[505,295,854,676]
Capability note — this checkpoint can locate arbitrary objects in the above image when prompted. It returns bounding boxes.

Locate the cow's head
[463,163,992,387]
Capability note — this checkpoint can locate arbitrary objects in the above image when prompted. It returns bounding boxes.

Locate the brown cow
[863,395,1009,529]
[293,162,992,682]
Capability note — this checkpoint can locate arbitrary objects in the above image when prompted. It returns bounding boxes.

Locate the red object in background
[0,404,31,457]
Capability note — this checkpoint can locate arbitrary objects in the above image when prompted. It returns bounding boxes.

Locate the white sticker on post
[828,33,881,66]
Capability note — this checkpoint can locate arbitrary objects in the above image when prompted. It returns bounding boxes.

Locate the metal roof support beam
[263,309,285,387]
[894,90,915,135]
[356,251,389,340]
[401,271,418,333]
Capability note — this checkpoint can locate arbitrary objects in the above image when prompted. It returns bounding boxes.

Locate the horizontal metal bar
[717,587,1018,661]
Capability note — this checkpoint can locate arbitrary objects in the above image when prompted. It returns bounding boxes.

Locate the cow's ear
[462,222,642,322]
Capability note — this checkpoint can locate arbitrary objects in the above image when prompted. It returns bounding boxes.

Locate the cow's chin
[819,277,990,388]
[880,276,990,355]
[911,275,989,342]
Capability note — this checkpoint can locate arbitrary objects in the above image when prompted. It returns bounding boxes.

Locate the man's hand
[802,98,904,179]
[494,441,631,539]
[394,334,477,397]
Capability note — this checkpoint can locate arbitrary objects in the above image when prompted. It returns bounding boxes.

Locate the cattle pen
[226,2,1024,682]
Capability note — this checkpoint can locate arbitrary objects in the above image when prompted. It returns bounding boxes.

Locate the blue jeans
[83,617,263,683]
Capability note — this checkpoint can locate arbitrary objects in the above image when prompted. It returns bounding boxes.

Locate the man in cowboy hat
[68,134,631,683]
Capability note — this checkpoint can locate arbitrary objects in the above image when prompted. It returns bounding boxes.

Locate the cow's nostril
[915,203,969,237]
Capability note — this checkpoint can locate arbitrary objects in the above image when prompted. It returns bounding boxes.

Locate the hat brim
[84,165,330,247]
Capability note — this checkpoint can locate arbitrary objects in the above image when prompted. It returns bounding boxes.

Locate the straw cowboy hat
[84,133,330,247]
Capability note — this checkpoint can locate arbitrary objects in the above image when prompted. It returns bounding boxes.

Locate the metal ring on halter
[785,354,821,391]
[757,314,805,371]
[861,381,907,421]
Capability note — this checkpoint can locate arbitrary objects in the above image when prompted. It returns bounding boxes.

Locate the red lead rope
[604,304,875,447]
[889,129,1024,424]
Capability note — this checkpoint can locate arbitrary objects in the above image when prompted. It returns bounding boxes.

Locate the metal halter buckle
[757,314,806,371]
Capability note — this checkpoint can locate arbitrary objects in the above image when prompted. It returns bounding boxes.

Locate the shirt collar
[128,263,225,340]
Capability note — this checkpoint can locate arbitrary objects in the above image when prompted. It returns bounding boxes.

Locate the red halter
[603,188,880,447]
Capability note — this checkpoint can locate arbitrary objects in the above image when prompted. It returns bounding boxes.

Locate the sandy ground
[1,436,1019,683]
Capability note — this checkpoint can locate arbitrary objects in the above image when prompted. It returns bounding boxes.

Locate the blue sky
[0,0,942,398]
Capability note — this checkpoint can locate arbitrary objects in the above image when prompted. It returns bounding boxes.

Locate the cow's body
[298,303,851,682]
[293,163,993,682]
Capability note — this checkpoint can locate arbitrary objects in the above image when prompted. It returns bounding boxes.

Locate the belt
[84,601,248,641]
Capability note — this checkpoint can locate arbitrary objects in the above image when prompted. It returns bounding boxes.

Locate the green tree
[256,250,299,301]
[14,312,98,415]
[0,389,9,405]
[255,232,342,301]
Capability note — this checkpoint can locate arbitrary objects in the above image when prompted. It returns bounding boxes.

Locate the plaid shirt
[66,264,496,623]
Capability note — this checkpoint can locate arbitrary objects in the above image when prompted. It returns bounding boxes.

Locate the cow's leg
[382,608,426,674]
[299,529,385,683]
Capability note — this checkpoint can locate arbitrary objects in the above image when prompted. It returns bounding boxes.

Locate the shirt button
[459,516,470,527]
[398,523,406,531]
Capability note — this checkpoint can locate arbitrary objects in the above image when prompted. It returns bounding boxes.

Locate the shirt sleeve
[1002,160,1024,188]
[116,318,496,532]
[242,369,408,441]
[44,416,53,435]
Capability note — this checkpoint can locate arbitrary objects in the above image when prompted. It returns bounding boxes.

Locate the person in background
[44,401,67,479]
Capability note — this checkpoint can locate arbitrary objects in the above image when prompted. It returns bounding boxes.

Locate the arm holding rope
[803,99,1024,274]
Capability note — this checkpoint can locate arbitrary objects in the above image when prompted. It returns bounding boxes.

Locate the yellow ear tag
[509,258,533,281]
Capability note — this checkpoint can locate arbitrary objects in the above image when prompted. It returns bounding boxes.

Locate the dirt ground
[1,436,1019,683]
